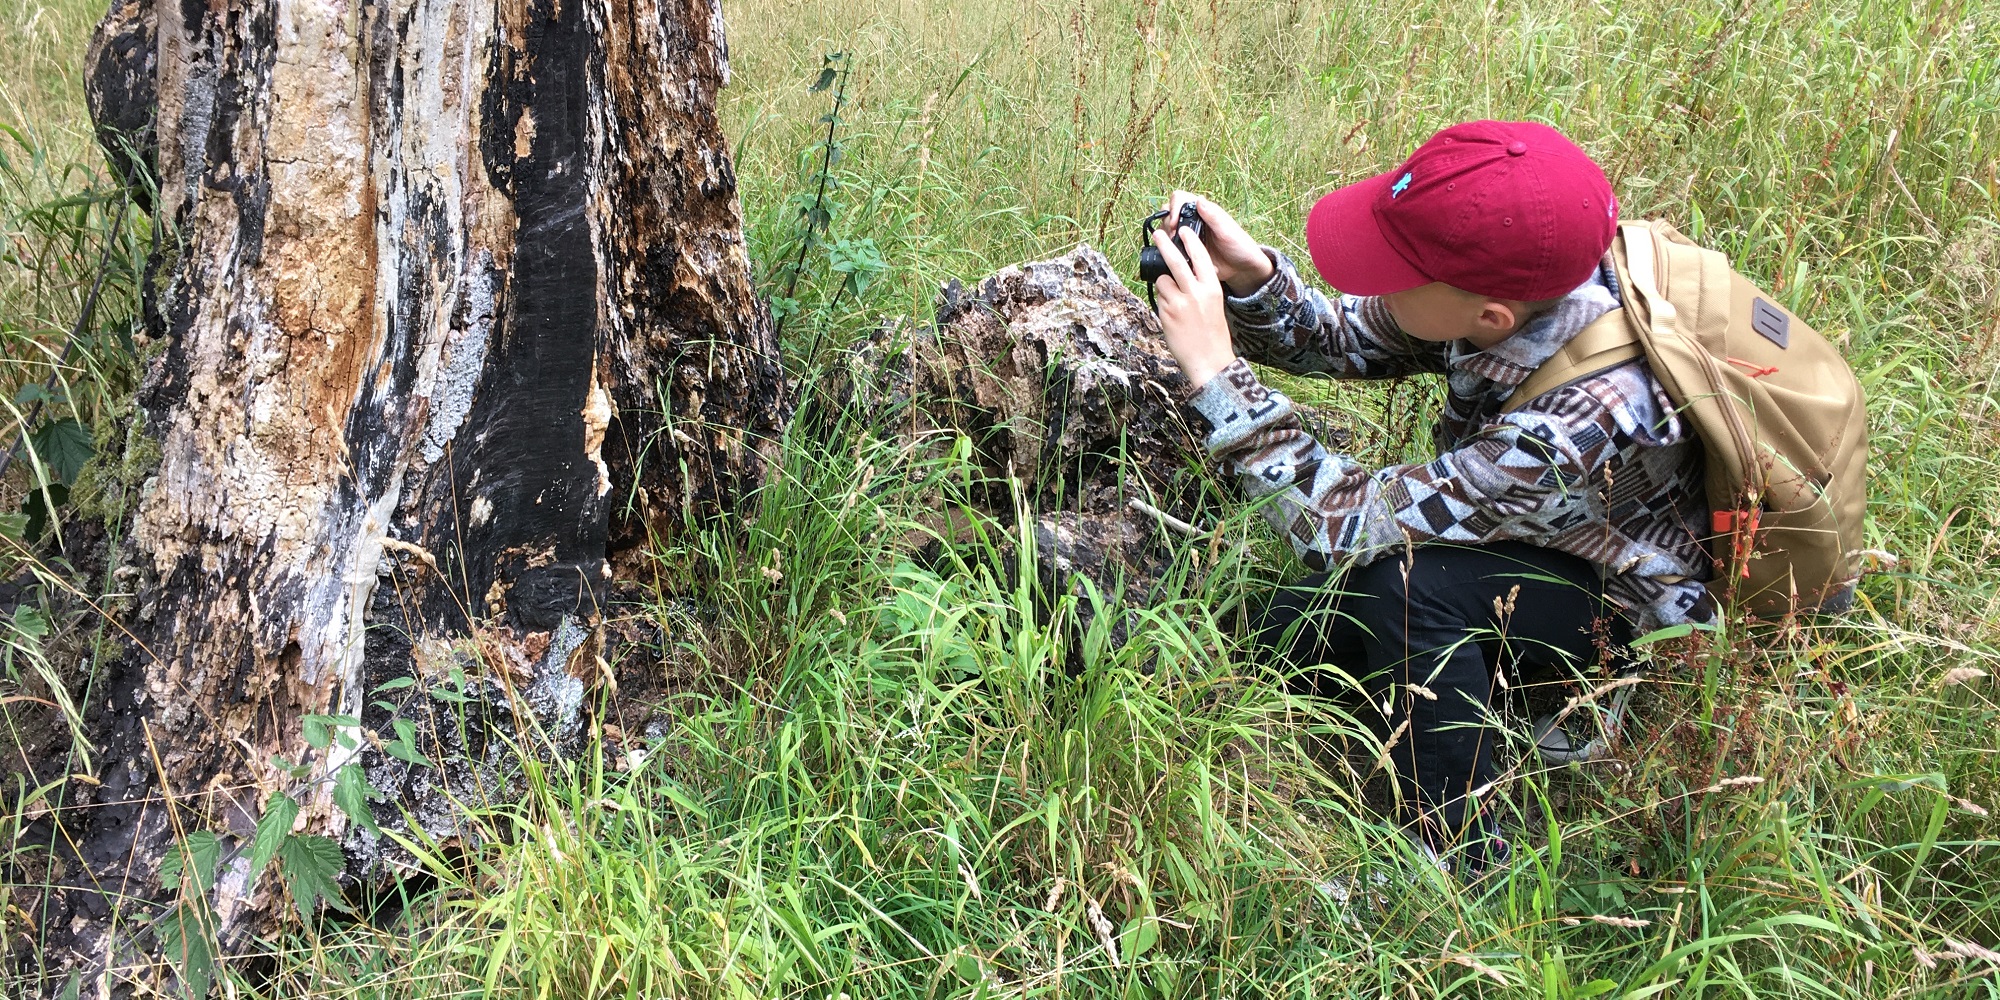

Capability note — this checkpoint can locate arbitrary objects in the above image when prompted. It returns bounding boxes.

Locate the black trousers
[1250,541,1632,847]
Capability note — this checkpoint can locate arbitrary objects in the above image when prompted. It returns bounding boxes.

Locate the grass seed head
[1939,666,1988,686]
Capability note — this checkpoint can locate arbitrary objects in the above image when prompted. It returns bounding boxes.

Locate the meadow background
[2,0,1998,996]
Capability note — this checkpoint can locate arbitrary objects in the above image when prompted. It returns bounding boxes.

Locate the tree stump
[32,0,787,989]
[849,246,1220,633]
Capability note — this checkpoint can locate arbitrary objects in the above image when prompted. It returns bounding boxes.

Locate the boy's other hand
[1167,190,1274,295]
[1150,223,1236,390]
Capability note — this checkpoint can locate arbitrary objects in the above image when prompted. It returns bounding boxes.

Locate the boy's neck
[1463,325,1520,352]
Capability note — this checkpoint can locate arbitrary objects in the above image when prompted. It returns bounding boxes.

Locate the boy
[1147,120,1712,871]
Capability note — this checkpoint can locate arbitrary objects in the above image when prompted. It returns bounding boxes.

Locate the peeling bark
[34,0,785,988]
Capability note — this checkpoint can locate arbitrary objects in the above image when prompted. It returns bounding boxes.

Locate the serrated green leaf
[333,764,380,834]
[277,834,349,917]
[29,417,93,485]
[954,950,982,983]
[429,682,471,704]
[159,830,222,892]
[386,719,429,766]
[22,481,67,539]
[373,676,416,692]
[10,605,49,640]
[153,898,217,1000]
[0,512,26,540]
[301,715,332,749]
[245,792,300,898]
[301,713,361,749]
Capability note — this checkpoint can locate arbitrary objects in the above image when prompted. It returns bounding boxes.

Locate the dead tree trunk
[38,0,785,986]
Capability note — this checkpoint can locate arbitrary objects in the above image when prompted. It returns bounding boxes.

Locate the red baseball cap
[1304,120,1617,301]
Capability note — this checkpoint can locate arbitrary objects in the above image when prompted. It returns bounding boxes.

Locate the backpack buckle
[1713,509,1762,578]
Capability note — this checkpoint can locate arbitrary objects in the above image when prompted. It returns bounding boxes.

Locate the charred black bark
[84,0,158,211]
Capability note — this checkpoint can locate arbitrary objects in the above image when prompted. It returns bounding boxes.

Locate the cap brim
[1305,171,1431,296]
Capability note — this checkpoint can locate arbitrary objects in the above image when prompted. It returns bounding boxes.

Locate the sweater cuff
[1222,248,1290,318]
[1186,357,1294,455]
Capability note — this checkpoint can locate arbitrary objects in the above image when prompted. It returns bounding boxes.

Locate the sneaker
[1419,830,1514,882]
[1533,711,1605,763]
[1533,669,1643,764]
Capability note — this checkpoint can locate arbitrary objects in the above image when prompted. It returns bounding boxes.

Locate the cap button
[1506,141,1529,156]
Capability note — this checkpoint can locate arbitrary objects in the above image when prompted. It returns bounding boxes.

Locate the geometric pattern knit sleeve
[1222,248,1451,379]
[1186,357,1614,574]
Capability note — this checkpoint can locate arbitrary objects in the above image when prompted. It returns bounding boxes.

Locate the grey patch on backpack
[1751,297,1790,349]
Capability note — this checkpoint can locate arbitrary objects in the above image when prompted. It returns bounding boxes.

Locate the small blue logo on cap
[1390,172,1412,198]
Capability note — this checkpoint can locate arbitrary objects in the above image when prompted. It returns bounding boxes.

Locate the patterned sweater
[1187,249,1713,631]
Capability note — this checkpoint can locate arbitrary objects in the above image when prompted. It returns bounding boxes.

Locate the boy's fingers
[1183,228,1218,280]
[1204,202,1245,241]
[1152,228,1196,288]
[1167,189,1196,235]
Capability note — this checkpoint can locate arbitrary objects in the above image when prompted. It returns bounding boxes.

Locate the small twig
[1126,497,1203,538]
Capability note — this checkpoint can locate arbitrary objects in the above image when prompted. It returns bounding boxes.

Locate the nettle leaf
[372,676,416,693]
[158,830,222,892]
[300,713,360,750]
[277,834,349,917]
[810,66,837,92]
[386,719,429,766]
[245,792,300,898]
[333,764,381,834]
[829,238,888,298]
[21,482,68,540]
[430,669,472,704]
[29,417,93,485]
[153,897,217,1000]
[300,716,333,749]
[10,604,49,640]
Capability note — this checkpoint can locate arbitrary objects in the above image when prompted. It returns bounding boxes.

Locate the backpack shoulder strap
[1500,309,1643,412]
[1501,221,1680,413]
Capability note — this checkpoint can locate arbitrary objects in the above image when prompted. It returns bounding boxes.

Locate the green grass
[5,0,2000,996]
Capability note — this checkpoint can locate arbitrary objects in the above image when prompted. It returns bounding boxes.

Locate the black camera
[1137,202,1205,307]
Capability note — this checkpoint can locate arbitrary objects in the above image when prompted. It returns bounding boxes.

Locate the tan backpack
[1502,219,1868,617]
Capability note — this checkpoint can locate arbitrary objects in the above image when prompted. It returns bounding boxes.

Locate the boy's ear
[1474,300,1521,333]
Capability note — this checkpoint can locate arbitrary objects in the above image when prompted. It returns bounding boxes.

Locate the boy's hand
[1150,224,1236,390]
[1166,191,1274,295]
